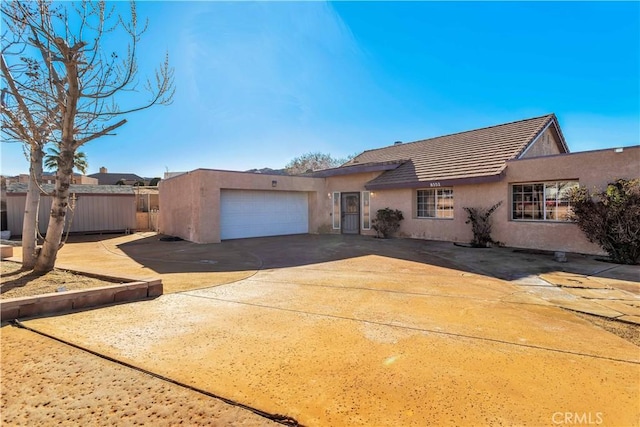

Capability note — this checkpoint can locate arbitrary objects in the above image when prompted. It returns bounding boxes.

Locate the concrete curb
[1,279,163,322]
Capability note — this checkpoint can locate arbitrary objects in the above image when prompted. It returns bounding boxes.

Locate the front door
[341,192,360,234]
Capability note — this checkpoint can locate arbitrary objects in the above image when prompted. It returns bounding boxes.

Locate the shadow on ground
[114,234,464,275]
[110,233,638,286]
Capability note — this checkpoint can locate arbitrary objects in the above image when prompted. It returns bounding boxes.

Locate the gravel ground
[573,312,640,346]
[0,325,279,426]
[1,261,120,299]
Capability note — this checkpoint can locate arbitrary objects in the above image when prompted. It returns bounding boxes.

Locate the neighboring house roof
[346,114,567,189]
[87,172,144,185]
[7,183,134,195]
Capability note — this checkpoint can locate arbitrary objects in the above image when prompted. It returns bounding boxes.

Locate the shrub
[463,201,502,248]
[569,178,640,265]
[372,208,404,238]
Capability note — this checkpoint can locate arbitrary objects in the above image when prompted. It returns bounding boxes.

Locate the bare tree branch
[75,118,126,146]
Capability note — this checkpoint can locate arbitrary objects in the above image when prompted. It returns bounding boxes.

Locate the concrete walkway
[4,233,639,426]
[422,241,640,324]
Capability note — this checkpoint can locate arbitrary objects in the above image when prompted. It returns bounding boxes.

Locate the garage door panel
[220,190,308,240]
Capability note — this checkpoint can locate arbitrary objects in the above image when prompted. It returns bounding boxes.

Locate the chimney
[99,166,107,173]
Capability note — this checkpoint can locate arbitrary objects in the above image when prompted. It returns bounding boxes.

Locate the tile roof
[87,173,145,185]
[348,114,565,189]
[7,183,135,195]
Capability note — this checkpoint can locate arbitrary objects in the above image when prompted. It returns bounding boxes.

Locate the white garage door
[220,190,309,240]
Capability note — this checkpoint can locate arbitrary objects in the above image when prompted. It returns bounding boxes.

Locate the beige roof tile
[348,114,564,189]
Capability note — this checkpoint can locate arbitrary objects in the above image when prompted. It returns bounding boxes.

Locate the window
[332,192,341,229]
[361,191,371,230]
[417,188,454,218]
[511,181,578,221]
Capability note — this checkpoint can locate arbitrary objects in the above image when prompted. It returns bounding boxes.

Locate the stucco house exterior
[159,114,639,255]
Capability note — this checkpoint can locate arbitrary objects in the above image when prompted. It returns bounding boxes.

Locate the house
[159,114,639,255]
[5,172,98,185]
[6,183,136,236]
[88,166,146,186]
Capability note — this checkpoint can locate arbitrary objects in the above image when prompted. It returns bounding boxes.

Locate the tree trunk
[21,145,43,269]
[33,147,74,273]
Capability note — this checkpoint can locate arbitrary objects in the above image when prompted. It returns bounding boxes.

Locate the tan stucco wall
[520,126,564,158]
[159,170,207,242]
[499,145,640,254]
[160,169,325,243]
[360,183,503,244]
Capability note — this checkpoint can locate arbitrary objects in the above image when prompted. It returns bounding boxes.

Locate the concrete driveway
[12,234,640,426]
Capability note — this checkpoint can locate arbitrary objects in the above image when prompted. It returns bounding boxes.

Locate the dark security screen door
[341,193,360,234]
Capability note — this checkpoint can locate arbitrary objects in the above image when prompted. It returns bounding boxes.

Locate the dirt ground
[573,312,640,346]
[0,261,120,299]
[0,326,279,426]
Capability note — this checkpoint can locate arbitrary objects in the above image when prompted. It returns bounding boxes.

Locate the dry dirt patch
[573,312,640,346]
[1,261,122,300]
[1,326,278,426]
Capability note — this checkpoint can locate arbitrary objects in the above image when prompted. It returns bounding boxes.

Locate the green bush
[569,178,640,265]
[372,208,404,238]
[463,201,502,248]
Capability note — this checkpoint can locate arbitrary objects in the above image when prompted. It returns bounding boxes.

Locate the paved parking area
[4,233,640,425]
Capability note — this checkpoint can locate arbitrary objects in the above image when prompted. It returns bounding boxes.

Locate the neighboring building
[6,183,136,236]
[89,166,146,186]
[164,171,187,179]
[159,114,639,255]
[5,172,98,185]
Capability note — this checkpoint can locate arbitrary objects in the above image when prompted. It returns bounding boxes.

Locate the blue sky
[2,1,639,178]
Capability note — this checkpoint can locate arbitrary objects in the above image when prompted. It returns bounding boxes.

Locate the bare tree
[1,47,56,268]
[285,152,351,175]
[1,1,174,272]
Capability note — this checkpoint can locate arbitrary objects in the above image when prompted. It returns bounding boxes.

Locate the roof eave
[309,160,406,178]
[551,116,570,153]
[365,171,506,190]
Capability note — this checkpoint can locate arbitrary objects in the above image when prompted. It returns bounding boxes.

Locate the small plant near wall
[463,201,502,248]
[372,208,404,238]
[569,178,640,265]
